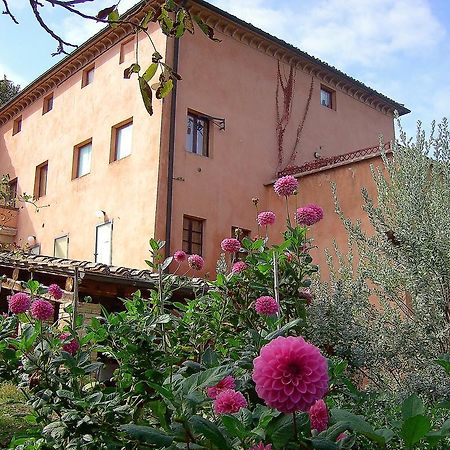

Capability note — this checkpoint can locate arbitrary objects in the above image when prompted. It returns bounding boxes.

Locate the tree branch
[2,0,19,24]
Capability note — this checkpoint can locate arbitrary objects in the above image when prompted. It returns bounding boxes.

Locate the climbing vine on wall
[275,61,314,172]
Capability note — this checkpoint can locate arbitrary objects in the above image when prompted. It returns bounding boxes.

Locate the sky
[1,0,450,137]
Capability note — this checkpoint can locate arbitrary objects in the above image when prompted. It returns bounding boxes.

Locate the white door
[95,222,112,265]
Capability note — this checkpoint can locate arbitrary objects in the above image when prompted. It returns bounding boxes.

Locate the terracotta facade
[0,0,408,276]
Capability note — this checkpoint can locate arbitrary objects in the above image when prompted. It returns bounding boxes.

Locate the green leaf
[402,395,424,420]
[189,415,231,450]
[123,63,140,79]
[156,79,173,99]
[143,62,158,82]
[96,5,116,20]
[161,256,173,271]
[193,15,221,41]
[435,358,450,375]
[265,318,302,340]
[120,424,173,447]
[310,439,341,450]
[202,347,219,368]
[401,415,431,448]
[181,365,230,395]
[140,8,156,28]
[266,414,295,449]
[27,279,40,294]
[139,76,153,115]
[108,9,120,28]
[221,415,248,440]
[331,409,384,444]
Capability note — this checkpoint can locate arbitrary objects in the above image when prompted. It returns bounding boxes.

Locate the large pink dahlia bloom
[213,389,247,415]
[295,204,324,226]
[173,250,187,263]
[188,254,204,271]
[255,296,279,316]
[59,332,80,355]
[221,238,242,253]
[48,284,63,300]
[232,261,247,274]
[308,399,329,432]
[252,336,328,413]
[257,211,276,227]
[273,175,298,197]
[8,293,31,314]
[206,375,235,399]
[30,299,54,321]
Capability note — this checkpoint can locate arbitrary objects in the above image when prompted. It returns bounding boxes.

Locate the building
[0,0,409,277]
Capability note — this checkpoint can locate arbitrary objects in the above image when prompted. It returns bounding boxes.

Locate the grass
[0,382,34,448]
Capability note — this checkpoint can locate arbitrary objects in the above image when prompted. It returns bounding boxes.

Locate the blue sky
[1,0,450,137]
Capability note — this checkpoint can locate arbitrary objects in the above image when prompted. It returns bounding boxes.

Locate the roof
[0,0,409,122]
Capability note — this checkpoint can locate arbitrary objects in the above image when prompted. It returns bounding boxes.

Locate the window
[120,38,135,64]
[182,216,204,255]
[320,86,334,109]
[95,222,112,265]
[54,235,69,258]
[111,120,133,161]
[43,93,54,114]
[82,66,95,87]
[12,116,22,135]
[34,161,48,199]
[73,140,92,178]
[7,178,17,207]
[186,112,209,156]
[30,245,40,255]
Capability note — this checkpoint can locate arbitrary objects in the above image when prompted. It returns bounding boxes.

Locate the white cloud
[0,62,29,87]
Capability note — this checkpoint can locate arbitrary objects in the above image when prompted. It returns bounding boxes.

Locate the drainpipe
[164,36,180,260]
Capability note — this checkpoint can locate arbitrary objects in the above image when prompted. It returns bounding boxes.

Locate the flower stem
[293,411,298,441]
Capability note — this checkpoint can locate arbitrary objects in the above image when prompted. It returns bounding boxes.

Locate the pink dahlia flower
[257,211,276,227]
[188,254,204,271]
[255,296,279,316]
[232,261,247,274]
[213,389,247,415]
[221,238,241,253]
[336,433,347,442]
[295,204,324,226]
[206,375,235,399]
[299,289,313,306]
[48,284,63,300]
[59,332,80,355]
[30,299,54,321]
[273,175,298,197]
[173,250,187,263]
[8,292,31,314]
[252,336,328,413]
[308,399,329,432]
[8,293,31,314]
[249,444,272,450]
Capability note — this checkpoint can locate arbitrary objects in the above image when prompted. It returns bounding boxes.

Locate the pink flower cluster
[295,204,324,226]
[48,284,63,300]
[252,336,328,413]
[308,399,329,432]
[59,332,80,355]
[254,296,279,316]
[30,299,54,321]
[221,238,242,253]
[257,211,276,227]
[8,293,31,314]
[213,389,247,415]
[188,254,204,271]
[206,375,235,399]
[249,444,272,450]
[273,175,298,197]
[232,261,247,274]
[173,250,187,263]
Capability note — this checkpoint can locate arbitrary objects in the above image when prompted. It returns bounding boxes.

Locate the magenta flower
[59,332,80,355]
[336,433,347,442]
[213,389,247,415]
[273,175,298,197]
[48,284,63,300]
[173,250,187,263]
[299,289,313,305]
[257,211,276,227]
[252,336,328,413]
[308,399,329,432]
[255,296,279,316]
[188,254,204,271]
[249,444,272,450]
[30,299,54,321]
[232,261,247,274]
[206,375,235,399]
[295,204,324,226]
[8,293,31,314]
[221,238,241,253]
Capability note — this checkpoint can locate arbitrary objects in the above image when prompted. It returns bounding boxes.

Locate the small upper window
[320,87,334,109]
[73,141,92,178]
[34,161,48,199]
[12,116,22,135]
[43,93,54,114]
[82,66,95,87]
[186,112,209,156]
[120,38,135,64]
[111,120,133,161]
[54,235,69,258]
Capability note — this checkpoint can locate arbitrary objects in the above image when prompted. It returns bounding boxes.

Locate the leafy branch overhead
[1,0,220,114]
